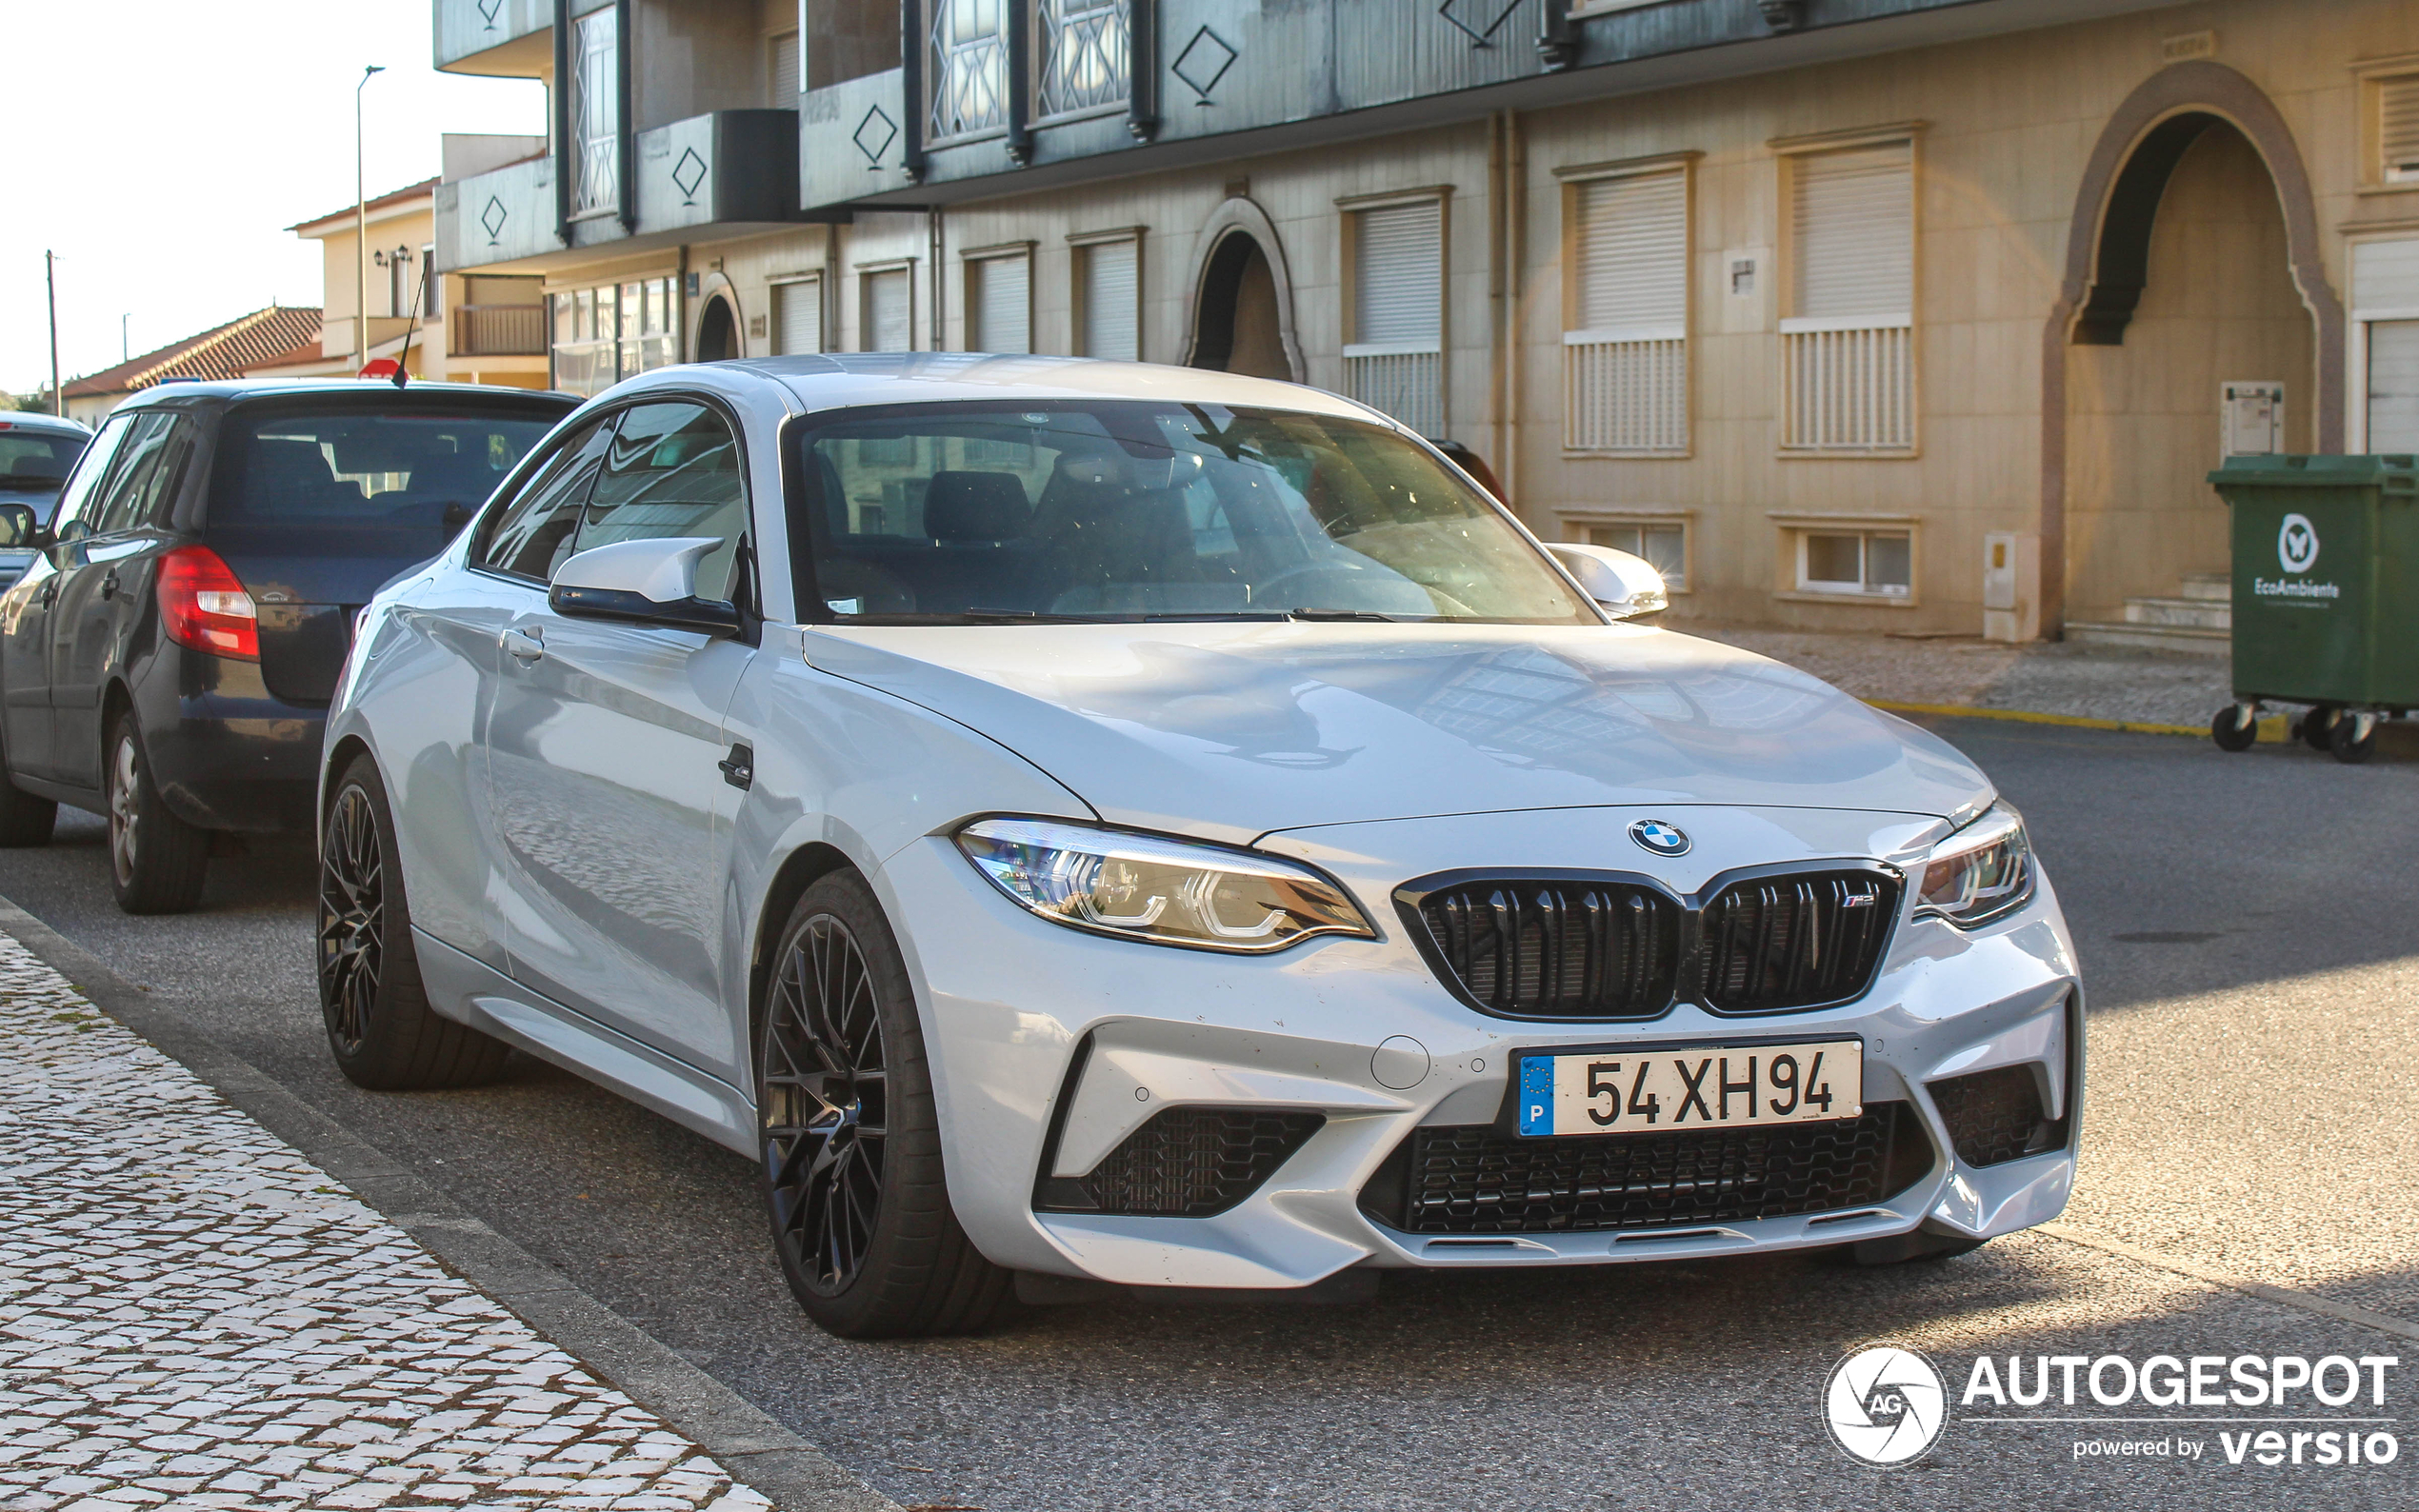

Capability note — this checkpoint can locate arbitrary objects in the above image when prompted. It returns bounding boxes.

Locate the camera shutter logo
[2277,512,2320,574]
[1825,1346,1948,1466]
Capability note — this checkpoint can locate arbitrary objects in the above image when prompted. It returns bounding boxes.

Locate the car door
[485,399,756,1081]
[1,414,135,780]
[388,415,616,973]
[49,412,197,786]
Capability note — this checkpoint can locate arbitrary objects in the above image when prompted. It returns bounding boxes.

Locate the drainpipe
[1504,110,1526,516]
[615,0,635,234]
[901,0,927,182]
[1127,0,1158,141]
[552,0,572,246]
[1006,1,1031,165]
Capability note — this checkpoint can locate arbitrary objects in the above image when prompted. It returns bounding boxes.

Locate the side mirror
[55,517,90,547]
[0,503,43,550]
[1546,543,1669,622]
[550,535,742,637]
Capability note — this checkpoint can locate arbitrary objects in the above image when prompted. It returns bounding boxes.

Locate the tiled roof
[237,337,336,372]
[289,177,442,235]
[62,307,327,399]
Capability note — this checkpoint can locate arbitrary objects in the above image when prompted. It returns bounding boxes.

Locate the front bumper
[887,803,2081,1289]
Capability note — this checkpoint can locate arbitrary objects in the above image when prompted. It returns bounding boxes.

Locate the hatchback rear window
[210,408,558,527]
[0,431,87,493]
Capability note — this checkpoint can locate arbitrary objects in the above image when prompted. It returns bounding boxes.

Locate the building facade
[432,0,2419,639]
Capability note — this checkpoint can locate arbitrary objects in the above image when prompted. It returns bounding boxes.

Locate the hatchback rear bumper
[137,654,325,833]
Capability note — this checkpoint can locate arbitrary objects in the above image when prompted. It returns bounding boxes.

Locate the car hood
[798,621,1995,844]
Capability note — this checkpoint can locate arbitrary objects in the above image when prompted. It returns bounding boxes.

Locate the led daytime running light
[1913,802,2034,928]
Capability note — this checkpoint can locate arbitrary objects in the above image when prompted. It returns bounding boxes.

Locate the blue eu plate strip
[1518,1056,1553,1136]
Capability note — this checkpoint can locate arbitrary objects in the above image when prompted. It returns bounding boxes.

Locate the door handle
[503,627,546,663]
[98,568,118,601]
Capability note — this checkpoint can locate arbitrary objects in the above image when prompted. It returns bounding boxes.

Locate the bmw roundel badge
[1629,819,1690,857]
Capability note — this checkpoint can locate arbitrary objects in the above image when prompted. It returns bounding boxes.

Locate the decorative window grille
[930,0,1009,141]
[770,30,801,105]
[774,278,822,355]
[863,269,912,351]
[569,8,619,219]
[2384,76,2419,184]
[1079,239,1139,360]
[970,253,1031,353]
[1782,140,1914,453]
[1039,0,1130,119]
[1346,201,1444,437]
[1564,168,1689,454]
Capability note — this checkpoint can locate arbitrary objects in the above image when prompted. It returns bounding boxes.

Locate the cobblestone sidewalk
[0,933,773,1512]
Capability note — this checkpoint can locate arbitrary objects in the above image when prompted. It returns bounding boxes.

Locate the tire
[317,755,510,1089]
[2297,705,2339,752]
[2208,706,2256,752]
[1849,1230,1989,1266]
[106,713,210,914]
[2329,715,2377,766]
[757,871,1012,1339]
[0,751,55,847]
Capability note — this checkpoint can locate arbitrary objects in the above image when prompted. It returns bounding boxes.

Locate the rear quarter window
[208,408,562,530]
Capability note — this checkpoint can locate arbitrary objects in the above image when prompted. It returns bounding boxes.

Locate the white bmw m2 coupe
[319,356,2079,1337]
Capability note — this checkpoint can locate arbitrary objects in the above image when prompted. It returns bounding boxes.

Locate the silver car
[320,356,2080,1338]
[0,411,90,589]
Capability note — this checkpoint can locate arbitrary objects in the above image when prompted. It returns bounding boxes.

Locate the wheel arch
[746,840,860,1088]
[322,733,375,826]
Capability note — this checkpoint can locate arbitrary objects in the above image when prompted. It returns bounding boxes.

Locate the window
[1581,520,1687,591]
[862,268,912,351]
[617,277,676,375]
[550,278,676,398]
[569,7,620,218]
[770,30,801,106]
[929,0,1008,141]
[773,277,823,355]
[1076,237,1139,361]
[46,415,135,535]
[1796,527,1910,598]
[579,402,749,603]
[1781,138,1914,452]
[0,430,90,515]
[1345,199,1444,437]
[1563,164,1689,454]
[423,245,440,324]
[2383,74,2419,185]
[968,251,1031,354]
[2354,237,2419,451]
[798,402,1591,623]
[475,419,615,580]
[92,414,195,534]
[387,249,415,321]
[1039,0,1129,119]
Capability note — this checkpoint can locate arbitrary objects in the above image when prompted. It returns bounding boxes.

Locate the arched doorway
[1184,199,1305,382]
[2041,62,2343,635]
[695,295,739,362]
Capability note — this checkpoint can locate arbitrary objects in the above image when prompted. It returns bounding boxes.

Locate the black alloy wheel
[315,756,509,1089]
[758,872,1011,1338]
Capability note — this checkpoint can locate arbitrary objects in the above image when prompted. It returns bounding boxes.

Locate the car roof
[0,412,90,436]
[110,379,580,411]
[602,354,1393,427]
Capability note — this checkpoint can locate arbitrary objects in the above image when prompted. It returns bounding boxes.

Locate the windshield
[0,431,87,498]
[795,402,1591,624]
[210,408,559,528]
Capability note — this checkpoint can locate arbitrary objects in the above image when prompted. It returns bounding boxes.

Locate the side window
[574,402,748,603]
[94,415,197,533]
[471,417,615,581]
[49,414,137,536]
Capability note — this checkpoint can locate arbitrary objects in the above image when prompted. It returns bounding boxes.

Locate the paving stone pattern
[0,935,771,1512]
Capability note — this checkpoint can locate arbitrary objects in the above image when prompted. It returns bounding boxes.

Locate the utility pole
[121,313,130,364]
[45,251,60,417]
[355,64,386,373]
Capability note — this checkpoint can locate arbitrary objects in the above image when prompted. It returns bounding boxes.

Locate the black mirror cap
[0,503,38,549]
[549,583,744,639]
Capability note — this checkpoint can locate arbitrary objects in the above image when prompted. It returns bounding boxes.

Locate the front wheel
[758,871,1011,1339]
[106,713,209,914]
[2329,715,2377,766]
[2209,706,2256,753]
[318,756,510,1088]
[2297,705,2340,752]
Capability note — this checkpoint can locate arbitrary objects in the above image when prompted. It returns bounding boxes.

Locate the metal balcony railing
[450,305,547,357]
[1781,317,1914,452]
[1564,328,1688,454]
[1344,346,1443,438]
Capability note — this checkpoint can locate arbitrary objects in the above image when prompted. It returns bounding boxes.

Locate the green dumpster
[2205,453,2417,764]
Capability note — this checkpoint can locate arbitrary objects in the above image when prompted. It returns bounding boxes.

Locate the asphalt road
[5,715,2415,1511]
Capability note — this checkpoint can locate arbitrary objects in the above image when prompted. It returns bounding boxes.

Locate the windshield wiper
[1288,608,1406,623]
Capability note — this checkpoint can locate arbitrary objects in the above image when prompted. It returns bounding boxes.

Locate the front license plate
[1514,1040,1863,1137]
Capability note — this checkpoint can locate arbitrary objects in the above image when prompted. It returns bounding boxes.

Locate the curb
[0,895,899,1512]
[1866,700,2225,741]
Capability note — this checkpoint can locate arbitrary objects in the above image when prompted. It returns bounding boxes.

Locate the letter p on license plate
[1513,1040,1863,1137]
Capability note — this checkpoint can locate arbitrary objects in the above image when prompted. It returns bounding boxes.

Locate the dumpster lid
[2207,453,2419,487]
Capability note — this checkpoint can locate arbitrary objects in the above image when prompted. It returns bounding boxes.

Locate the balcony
[436,110,807,275]
[450,304,548,357]
[434,0,610,76]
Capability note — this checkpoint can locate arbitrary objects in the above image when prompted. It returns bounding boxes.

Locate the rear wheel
[318,756,510,1089]
[758,872,1011,1339]
[2208,706,2256,752]
[2297,705,2339,752]
[106,714,209,914]
[0,738,55,847]
[2329,715,2377,766]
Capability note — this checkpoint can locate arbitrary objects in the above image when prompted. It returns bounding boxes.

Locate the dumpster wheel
[2209,704,2258,753]
[2329,712,2378,766]
[2296,705,2340,752]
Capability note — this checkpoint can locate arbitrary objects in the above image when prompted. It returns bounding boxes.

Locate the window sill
[1561,448,1691,460]
[1775,448,1921,461]
[1035,102,1128,129]
[1775,589,1919,608]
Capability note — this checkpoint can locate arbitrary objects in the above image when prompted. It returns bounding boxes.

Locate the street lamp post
[355,64,387,373]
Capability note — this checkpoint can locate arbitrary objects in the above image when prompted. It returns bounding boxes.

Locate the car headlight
[955,817,1375,953]
[1913,802,2035,927]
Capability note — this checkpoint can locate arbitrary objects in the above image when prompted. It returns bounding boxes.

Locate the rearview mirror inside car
[550,535,742,638]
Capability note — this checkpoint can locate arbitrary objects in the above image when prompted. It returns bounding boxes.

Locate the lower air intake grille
[1695,869,1899,1013]
[1411,880,1682,1020]
[1035,1108,1325,1218]
[1361,1103,1929,1234]
[1929,1065,2068,1167]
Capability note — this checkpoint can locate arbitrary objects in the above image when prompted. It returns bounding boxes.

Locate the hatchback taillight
[157,545,259,660]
